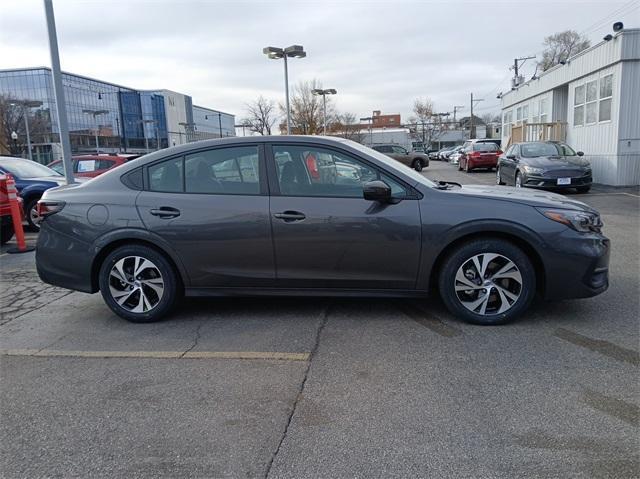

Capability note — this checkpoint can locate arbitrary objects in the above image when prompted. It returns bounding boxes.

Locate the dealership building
[0,67,235,164]
[500,27,639,186]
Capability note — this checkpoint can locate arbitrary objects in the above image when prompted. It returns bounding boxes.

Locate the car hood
[450,185,597,212]
[522,156,590,169]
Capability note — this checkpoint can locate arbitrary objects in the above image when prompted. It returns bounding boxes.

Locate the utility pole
[470,93,484,139]
[511,56,536,87]
[453,105,465,124]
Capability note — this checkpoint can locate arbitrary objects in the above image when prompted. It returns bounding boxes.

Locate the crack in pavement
[264,304,331,479]
[180,321,205,357]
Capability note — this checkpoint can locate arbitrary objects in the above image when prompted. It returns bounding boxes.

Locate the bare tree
[241,95,277,135]
[481,112,501,125]
[539,30,590,71]
[0,95,50,157]
[331,112,364,143]
[408,97,435,146]
[280,79,336,134]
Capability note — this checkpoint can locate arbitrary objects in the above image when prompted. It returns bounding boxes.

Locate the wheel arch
[90,232,188,293]
[428,229,546,296]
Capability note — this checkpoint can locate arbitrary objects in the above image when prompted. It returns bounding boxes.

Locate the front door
[267,143,422,290]
[136,145,275,288]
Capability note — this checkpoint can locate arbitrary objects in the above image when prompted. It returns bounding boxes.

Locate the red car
[458,143,503,172]
[1,175,24,245]
[47,155,131,178]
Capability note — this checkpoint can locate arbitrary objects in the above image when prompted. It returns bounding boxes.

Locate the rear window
[473,143,498,152]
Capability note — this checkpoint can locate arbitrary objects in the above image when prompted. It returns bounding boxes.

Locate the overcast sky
[1,0,638,122]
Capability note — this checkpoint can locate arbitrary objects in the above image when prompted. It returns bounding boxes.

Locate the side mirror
[577,151,584,156]
[506,154,516,160]
[363,180,391,202]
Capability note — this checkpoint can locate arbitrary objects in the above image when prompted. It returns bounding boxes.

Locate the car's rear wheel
[0,221,14,246]
[438,238,536,325]
[412,159,423,172]
[458,159,463,171]
[99,245,179,323]
[496,167,505,185]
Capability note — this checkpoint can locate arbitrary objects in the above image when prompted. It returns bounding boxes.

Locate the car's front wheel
[25,198,41,231]
[438,238,536,325]
[515,172,523,188]
[412,159,423,172]
[98,244,179,323]
[496,167,505,185]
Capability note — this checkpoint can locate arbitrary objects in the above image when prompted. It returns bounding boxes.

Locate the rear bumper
[468,158,498,169]
[542,231,610,300]
[36,222,96,293]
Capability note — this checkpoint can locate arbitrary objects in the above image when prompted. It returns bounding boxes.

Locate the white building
[500,27,640,186]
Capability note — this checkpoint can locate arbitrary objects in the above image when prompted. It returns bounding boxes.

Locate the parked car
[427,149,440,160]
[0,175,24,245]
[371,144,429,171]
[0,156,82,230]
[48,155,129,178]
[36,136,609,326]
[462,138,502,149]
[496,141,592,193]
[449,149,463,165]
[458,142,503,172]
[444,145,463,162]
[437,147,454,160]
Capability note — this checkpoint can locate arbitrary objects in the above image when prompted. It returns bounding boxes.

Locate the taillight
[37,200,65,218]
[306,155,320,179]
[470,152,481,158]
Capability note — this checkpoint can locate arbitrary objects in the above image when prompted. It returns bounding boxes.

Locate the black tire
[0,221,14,246]
[412,159,423,172]
[464,161,471,173]
[98,244,180,323]
[576,186,591,194]
[515,172,522,188]
[438,238,536,325]
[25,197,41,231]
[496,167,505,185]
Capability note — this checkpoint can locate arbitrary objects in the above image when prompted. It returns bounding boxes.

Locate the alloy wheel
[108,256,164,313]
[454,253,523,316]
[496,168,501,184]
[515,173,522,188]
[29,204,41,229]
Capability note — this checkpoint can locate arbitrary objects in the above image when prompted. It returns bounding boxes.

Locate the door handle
[273,211,306,222]
[150,207,181,218]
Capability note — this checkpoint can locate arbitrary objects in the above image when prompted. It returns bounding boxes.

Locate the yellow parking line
[0,349,310,361]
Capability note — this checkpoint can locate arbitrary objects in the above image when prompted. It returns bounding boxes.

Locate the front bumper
[542,230,610,300]
[523,173,592,189]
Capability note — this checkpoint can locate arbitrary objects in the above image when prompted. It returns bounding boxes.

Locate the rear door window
[185,146,260,195]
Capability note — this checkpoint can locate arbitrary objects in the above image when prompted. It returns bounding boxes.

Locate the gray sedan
[36,136,609,325]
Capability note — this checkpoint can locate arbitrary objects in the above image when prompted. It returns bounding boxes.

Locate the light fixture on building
[613,22,623,32]
[603,34,613,41]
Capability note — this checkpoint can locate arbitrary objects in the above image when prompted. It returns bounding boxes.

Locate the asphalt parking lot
[1,161,638,478]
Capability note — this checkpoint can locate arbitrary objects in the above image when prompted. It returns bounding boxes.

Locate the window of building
[185,146,260,195]
[272,145,408,198]
[503,111,513,137]
[532,101,539,123]
[149,157,183,193]
[516,107,522,125]
[599,74,613,122]
[585,80,598,124]
[574,84,586,126]
[522,104,529,123]
[539,98,548,123]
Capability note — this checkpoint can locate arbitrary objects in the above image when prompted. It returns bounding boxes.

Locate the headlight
[538,208,603,233]
[522,165,544,175]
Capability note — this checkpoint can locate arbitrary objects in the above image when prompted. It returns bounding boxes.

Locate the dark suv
[36,136,609,325]
[371,144,429,171]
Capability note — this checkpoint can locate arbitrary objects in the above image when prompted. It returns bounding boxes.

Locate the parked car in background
[444,145,464,162]
[371,144,429,171]
[461,138,502,149]
[0,156,83,230]
[0,175,23,245]
[496,141,592,193]
[437,147,454,160]
[36,136,609,326]
[459,143,502,172]
[427,149,440,160]
[449,148,463,165]
[48,154,129,179]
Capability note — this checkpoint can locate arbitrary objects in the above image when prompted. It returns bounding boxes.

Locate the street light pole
[43,0,74,184]
[312,88,337,135]
[263,45,306,135]
[83,109,108,154]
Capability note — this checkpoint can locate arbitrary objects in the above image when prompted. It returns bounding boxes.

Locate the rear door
[136,144,275,288]
[267,143,422,289]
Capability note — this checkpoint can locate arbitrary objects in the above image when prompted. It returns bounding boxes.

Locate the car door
[267,143,422,290]
[391,145,410,166]
[501,144,519,184]
[136,144,275,288]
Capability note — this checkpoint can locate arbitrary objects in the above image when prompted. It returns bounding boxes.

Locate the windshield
[344,140,438,188]
[520,142,574,157]
[0,158,63,178]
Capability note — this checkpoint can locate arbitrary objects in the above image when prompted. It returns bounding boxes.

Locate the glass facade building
[0,67,235,164]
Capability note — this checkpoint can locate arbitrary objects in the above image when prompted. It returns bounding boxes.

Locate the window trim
[143,143,268,196]
[598,74,613,123]
[265,143,421,200]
